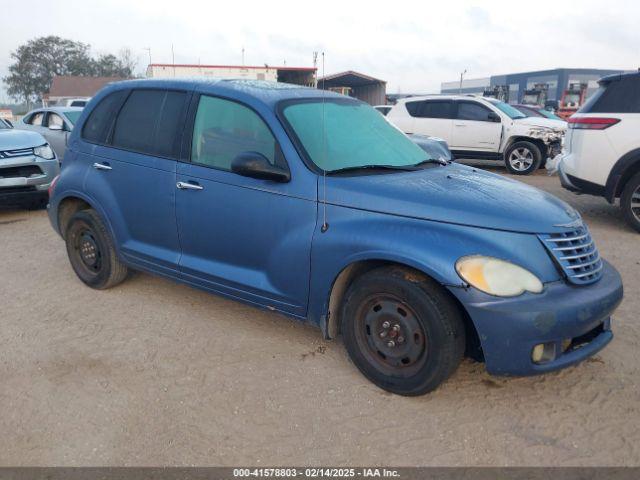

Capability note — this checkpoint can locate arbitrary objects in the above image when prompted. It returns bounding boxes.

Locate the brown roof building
[45,76,127,105]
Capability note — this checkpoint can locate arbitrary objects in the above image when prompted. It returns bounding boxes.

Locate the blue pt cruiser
[48,79,623,396]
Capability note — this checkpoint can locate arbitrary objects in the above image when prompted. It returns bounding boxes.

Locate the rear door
[450,100,502,151]
[405,100,454,143]
[175,94,316,316]
[82,88,189,274]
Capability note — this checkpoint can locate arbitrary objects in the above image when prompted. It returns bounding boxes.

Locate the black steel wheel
[342,267,466,396]
[65,209,129,289]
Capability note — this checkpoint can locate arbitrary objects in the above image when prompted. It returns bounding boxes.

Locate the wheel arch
[54,191,113,242]
[323,259,482,360]
[605,148,640,202]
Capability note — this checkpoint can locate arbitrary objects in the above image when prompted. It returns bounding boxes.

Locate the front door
[450,100,502,151]
[175,95,316,316]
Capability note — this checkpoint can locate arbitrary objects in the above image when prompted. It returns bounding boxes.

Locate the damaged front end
[528,126,565,161]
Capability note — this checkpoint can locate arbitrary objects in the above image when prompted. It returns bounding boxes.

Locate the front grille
[0,165,43,178]
[539,225,603,285]
[0,147,34,158]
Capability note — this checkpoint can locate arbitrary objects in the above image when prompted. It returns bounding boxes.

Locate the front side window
[456,101,493,121]
[191,95,280,171]
[406,100,452,119]
[112,89,187,158]
[282,99,427,172]
[47,113,64,128]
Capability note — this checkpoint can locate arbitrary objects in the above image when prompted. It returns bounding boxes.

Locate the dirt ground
[0,169,638,467]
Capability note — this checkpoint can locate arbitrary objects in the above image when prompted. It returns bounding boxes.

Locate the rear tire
[341,267,465,396]
[65,209,128,289]
[504,141,542,175]
[621,171,640,233]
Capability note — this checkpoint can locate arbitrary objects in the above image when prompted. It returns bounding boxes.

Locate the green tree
[3,37,137,105]
[3,36,94,104]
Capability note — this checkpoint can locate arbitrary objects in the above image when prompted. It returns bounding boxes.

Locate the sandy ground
[0,169,638,467]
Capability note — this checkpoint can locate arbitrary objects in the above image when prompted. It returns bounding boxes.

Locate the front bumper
[448,259,623,376]
[0,155,59,204]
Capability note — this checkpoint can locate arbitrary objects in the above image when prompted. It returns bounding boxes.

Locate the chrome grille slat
[552,240,593,251]
[544,233,589,242]
[538,223,603,285]
[565,254,600,269]
[0,147,34,159]
[572,263,604,278]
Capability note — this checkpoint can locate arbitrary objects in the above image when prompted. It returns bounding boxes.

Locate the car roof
[100,77,348,108]
[397,94,487,103]
[599,70,640,85]
[26,106,84,115]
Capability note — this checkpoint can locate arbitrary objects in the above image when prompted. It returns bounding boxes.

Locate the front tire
[504,141,542,175]
[621,171,640,233]
[65,209,129,289]
[341,267,465,396]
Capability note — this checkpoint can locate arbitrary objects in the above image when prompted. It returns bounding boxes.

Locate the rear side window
[82,90,129,144]
[456,101,492,121]
[581,76,640,113]
[191,95,282,171]
[112,89,188,159]
[405,100,452,119]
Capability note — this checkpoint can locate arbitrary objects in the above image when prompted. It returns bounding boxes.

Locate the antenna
[320,52,329,233]
[171,44,176,77]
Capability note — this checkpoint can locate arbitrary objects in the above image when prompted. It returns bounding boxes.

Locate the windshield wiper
[326,164,419,175]
[412,157,449,167]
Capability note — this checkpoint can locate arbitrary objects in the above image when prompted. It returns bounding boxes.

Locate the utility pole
[459,69,467,94]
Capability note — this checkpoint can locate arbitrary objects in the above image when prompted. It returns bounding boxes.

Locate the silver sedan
[17,107,83,161]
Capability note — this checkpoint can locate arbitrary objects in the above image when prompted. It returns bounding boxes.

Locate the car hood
[0,129,46,151]
[515,116,567,130]
[326,163,580,234]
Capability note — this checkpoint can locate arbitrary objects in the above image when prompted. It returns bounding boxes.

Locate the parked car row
[45,78,623,396]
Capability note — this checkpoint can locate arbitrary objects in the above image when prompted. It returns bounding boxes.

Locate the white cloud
[1,0,639,101]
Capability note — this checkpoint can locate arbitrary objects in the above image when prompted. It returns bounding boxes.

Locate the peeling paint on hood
[326,163,580,234]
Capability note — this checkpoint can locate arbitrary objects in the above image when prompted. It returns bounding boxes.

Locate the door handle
[454,123,467,126]
[93,162,112,171]
[177,181,204,191]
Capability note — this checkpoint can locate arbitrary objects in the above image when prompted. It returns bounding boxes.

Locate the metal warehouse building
[441,68,625,104]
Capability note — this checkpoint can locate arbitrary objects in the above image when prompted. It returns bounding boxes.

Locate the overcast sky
[1,0,639,102]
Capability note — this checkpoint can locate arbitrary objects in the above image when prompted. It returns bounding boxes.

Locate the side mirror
[49,124,63,131]
[487,112,501,123]
[231,152,290,183]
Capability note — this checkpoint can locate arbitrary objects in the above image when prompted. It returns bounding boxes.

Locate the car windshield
[282,99,428,172]
[0,119,9,129]
[486,99,527,119]
[538,109,563,121]
[63,110,82,125]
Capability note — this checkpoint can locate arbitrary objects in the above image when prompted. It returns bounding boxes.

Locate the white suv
[387,95,566,175]
[559,71,640,232]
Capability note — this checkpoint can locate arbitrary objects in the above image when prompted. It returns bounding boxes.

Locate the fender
[50,188,121,257]
[306,204,562,333]
[604,148,640,203]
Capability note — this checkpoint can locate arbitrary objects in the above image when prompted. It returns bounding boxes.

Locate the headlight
[34,144,55,160]
[455,255,543,297]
